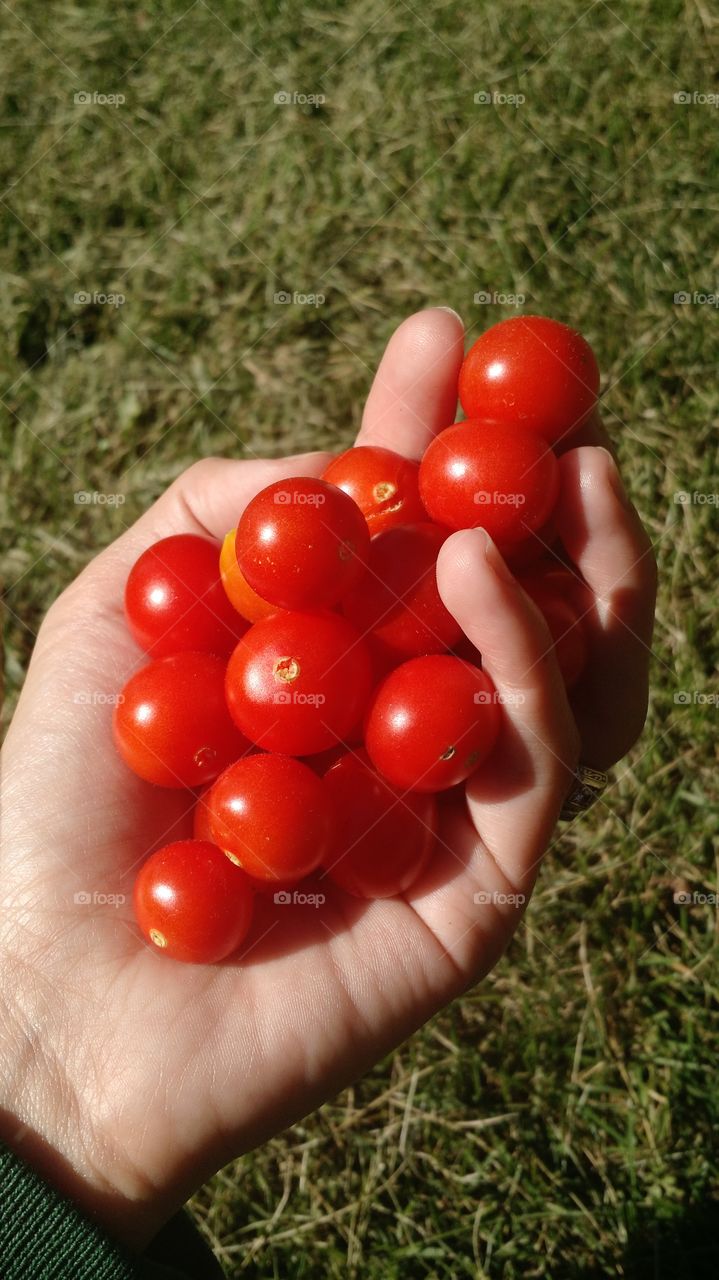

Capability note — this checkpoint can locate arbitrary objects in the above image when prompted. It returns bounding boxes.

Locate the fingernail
[597,446,632,509]
[435,305,464,327]
[479,528,516,585]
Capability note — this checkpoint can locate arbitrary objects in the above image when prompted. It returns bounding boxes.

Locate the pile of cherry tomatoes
[113,315,599,963]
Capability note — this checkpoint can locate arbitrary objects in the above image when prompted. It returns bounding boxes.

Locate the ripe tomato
[219,529,278,623]
[235,477,370,611]
[133,839,254,963]
[225,611,373,755]
[322,750,437,898]
[322,446,425,536]
[124,534,245,658]
[343,523,461,662]
[418,419,559,550]
[458,315,599,446]
[519,566,588,688]
[114,651,251,788]
[365,655,501,792]
[207,754,333,882]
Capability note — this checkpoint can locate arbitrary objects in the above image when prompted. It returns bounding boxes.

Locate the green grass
[2,0,718,1275]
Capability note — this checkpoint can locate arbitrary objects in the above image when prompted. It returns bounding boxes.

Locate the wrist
[0,954,159,1253]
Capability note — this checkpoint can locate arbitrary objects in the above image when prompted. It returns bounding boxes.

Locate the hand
[0,307,656,1252]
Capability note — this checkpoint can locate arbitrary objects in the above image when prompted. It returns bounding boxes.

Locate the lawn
[1,0,718,1276]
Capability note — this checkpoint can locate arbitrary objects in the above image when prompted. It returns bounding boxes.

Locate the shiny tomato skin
[322,446,425,535]
[343,523,461,662]
[114,652,251,788]
[458,315,599,445]
[519,567,588,688]
[207,754,333,882]
[365,655,501,793]
[133,839,254,963]
[235,477,370,611]
[418,419,559,550]
[125,534,245,658]
[225,611,373,755]
[322,750,437,898]
[219,529,278,623]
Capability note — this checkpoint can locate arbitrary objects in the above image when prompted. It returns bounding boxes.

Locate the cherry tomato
[365,655,501,792]
[114,652,251,788]
[458,315,599,446]
[519,566,588,688]
[322,446,425,535]
[322,750,437,898]
[207,754,333,882]
[124,534,245,658]
[343,523,461,663]
[505,511,559,570]
[225,611,373,755]
[235,477,370,611]
[418,419,559,551]
[133,839,254,963]
[219,529,278,623]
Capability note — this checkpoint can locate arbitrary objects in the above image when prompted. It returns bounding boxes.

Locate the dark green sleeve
[0,1143,226,1280]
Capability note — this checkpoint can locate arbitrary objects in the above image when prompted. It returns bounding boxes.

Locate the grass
[1,0,718,1275]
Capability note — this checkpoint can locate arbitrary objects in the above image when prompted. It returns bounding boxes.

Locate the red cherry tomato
[322,750,437,898]
[519,567,588,688]
[322,446,425,536]
[219,529,278,623]
[235,477,370,611]
[505,511,559,570]
[343,523,461,663]
[365,655,501,792]
[418,419,559,551]
[225,611,373,755]
[133,839,254,963]
[207,754,333,882]
[458,315,599,446]
[124,534,245,658]
[114,652,251,788]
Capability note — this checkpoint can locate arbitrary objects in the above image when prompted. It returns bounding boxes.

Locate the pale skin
[0,308,657,1252]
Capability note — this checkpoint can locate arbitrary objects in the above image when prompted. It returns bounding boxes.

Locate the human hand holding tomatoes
[0,307,655,1254]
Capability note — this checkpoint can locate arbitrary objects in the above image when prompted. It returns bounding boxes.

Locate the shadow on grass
[571,1199,719,1279]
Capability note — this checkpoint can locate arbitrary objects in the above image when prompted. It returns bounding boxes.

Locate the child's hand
[0,308,656,1251]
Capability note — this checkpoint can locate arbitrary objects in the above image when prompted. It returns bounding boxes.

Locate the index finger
[357,307,465,460]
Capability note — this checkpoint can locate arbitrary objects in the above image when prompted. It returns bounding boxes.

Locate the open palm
[0,308,656,1250]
